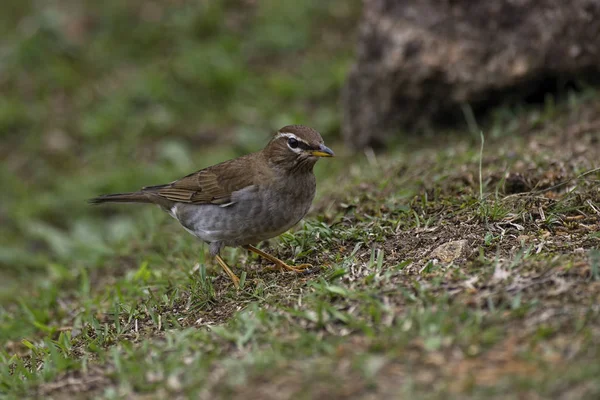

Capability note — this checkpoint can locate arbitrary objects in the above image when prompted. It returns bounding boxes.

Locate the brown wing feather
[142,153,266,205]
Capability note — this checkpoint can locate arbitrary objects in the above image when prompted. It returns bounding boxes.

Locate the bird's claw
[265,263,313,273]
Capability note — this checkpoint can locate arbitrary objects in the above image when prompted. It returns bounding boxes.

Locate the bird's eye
[287,137,299,149]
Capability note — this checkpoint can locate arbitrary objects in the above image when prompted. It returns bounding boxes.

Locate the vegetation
[2,1,599,398]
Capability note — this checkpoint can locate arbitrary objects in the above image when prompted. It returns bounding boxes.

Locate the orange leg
[245,245,312,273]
[215,254,240,288]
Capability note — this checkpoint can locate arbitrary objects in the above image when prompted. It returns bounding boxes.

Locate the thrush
[89,125,334,288]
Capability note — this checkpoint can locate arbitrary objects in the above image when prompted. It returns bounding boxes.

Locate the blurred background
[1,0,359,296]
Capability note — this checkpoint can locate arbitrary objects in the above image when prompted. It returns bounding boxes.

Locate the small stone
[429,240,468,263]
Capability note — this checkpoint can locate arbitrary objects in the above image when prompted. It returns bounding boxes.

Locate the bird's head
[264,125,334,171]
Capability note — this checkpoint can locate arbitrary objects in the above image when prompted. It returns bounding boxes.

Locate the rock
[341,0,600,149]
[429,240,468,263]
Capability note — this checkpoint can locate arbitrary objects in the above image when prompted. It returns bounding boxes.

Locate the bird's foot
[265,262,312,273]
[229,273,241,288]
[244,244,313,275]
[215,254,240,289]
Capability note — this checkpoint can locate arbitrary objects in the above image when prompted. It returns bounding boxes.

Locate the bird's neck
[270,157,317,175]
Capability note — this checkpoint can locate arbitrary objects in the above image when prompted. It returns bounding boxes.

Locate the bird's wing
[143,154,264,205]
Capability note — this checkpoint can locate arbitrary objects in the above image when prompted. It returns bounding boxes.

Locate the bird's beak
[310,144,335,157]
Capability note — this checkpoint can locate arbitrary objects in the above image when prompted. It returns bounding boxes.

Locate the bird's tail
[88,191,152,205]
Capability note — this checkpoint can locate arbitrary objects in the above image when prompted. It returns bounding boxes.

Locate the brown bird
[89,125,334,288]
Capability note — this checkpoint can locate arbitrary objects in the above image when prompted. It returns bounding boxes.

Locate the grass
[2,1,600,399]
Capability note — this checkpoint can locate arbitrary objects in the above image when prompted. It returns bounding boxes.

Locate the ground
[1,1,600,399]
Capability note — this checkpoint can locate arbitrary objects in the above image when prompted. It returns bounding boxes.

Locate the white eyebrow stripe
[274,132,309,145]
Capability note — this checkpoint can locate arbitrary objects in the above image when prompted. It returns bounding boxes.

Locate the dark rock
[342,0,600,149]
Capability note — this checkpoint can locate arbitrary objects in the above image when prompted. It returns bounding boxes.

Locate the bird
[89,125,334,288]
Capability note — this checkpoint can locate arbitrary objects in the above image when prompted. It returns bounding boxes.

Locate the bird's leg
[244,245,311,273]
[214,254,240,288]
